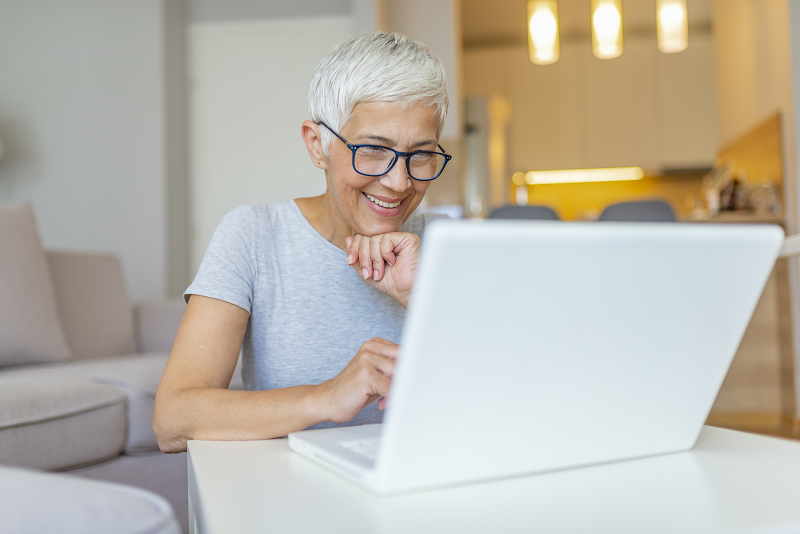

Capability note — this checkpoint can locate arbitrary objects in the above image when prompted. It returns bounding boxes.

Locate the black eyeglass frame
[317,121,452,182]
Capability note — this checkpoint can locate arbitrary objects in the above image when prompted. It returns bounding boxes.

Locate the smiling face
[307,101,440,245]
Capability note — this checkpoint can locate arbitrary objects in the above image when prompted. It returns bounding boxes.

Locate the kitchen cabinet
[464,33,719,173]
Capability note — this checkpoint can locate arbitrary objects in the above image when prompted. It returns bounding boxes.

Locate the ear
[301,120,328,170]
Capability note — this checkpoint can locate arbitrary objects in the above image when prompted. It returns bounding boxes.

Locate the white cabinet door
[509,41,589,172]
[659,33,719,169]
[464,34,719,174]
[584,38,661,170]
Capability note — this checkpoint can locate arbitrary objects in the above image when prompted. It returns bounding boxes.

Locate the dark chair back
[598,200,677,222]
[488,205,560,221]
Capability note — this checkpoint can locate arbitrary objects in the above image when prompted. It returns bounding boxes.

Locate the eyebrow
[362,135,438,149]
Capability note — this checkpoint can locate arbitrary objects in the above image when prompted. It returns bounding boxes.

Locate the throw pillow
[0,203,71,365]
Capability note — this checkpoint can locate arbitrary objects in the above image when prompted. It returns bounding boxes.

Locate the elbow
[153,396,188,454]
[154,425,187,454]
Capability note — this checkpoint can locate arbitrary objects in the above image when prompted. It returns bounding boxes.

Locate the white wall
[187,0,350,22]
[187,16,357,273]
[0,0,186,303]
[385,0,463,140]
[384,0,465,209]
[713,0,795,147]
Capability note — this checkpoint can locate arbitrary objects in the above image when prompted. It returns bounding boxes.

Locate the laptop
[289,220,784,495]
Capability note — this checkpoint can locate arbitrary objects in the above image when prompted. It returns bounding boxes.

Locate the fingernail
[362,268,370,279]
[374,269,380,280]
[347,254,354,265]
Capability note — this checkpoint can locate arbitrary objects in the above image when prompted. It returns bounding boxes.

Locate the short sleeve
[185,205,256,313]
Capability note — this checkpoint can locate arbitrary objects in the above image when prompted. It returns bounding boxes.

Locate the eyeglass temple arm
[319,120,450,159]
[316,121,350,146]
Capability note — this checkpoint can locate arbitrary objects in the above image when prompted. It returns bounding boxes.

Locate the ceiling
[461,0,713,47]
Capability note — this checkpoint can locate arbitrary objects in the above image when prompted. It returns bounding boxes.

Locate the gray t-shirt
[185,200,443,429]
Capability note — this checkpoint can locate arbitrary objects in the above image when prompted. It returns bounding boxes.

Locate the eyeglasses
[317,121,452,181]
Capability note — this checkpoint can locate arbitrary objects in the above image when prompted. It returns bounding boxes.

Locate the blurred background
[1,0,800,434]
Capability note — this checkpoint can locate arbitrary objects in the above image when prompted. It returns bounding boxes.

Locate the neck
[295,192,353,251]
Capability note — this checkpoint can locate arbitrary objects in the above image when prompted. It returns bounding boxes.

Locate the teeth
[365,193,401,209]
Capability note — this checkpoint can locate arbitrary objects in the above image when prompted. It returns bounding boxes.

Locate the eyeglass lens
[354,146,447,180]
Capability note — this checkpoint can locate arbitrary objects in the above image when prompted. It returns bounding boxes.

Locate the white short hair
[308,31,449,155]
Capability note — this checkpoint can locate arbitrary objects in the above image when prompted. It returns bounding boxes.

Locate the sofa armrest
[134,298,186,353]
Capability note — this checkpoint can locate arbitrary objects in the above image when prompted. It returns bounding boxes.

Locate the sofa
[0,203,241,533]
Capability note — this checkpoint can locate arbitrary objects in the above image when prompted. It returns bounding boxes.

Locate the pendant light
[591,0,623,59]
[657,0,688,53]
[527,0,560,65]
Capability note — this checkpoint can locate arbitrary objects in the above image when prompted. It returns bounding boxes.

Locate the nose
[378,156,412,192]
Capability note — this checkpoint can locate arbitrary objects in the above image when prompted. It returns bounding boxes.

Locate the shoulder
[400,211,451,237]
[217,202,299,236]
[216,204,261,232]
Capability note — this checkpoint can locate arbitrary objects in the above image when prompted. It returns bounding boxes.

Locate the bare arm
[153,295,397,453]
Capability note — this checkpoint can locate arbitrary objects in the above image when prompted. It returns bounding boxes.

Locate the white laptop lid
[370,221,784,493]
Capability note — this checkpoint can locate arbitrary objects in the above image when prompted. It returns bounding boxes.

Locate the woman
[153,31,451,452]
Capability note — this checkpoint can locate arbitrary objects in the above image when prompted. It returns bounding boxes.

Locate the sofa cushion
[47,251,137,360]
[0,354,168,453]
[0,465,181,534]
[0,352,245,454]
[0,375,126,470]
[0,203,71,366]
[67,354,169,453]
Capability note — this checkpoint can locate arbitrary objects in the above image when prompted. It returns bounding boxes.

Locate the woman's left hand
[345,232,420,309]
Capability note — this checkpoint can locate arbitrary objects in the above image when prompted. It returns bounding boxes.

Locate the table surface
[187,426,800,534]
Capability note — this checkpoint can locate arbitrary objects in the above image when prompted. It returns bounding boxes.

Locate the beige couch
[0,203,241,533]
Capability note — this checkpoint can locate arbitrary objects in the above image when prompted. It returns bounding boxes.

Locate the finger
[368,372,392,399]
[346,235,360,266]
[380,236,398,267]
[370,236,386,281]
[366,337,400,358]
[367,351,396,378]
[359,236,373,279]
[387,232,420,260]
[377,396,388,410]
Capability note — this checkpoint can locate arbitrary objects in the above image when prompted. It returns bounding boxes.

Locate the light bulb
[657,0,688,53]
[528,1,560,65]
[591,0,623,59]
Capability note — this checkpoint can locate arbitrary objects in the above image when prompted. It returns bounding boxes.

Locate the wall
[384,0,465,209]
[187,16,356,273]
[385,0,462,140]
[187,0,350,22]
[0,0,186,303]
[713,0,794,148]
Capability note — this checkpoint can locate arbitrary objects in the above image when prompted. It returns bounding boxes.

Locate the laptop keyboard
[337,438,381,460]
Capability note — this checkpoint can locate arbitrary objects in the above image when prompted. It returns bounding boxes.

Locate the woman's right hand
[318,337,398,423]
[345,232,420,309]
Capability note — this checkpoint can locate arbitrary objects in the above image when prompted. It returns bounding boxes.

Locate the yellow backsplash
[514,175,705,221]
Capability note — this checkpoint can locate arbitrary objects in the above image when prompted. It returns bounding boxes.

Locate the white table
[187,426,800,534]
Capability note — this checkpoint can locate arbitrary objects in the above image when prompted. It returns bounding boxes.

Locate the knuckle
[356,366,373,382]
